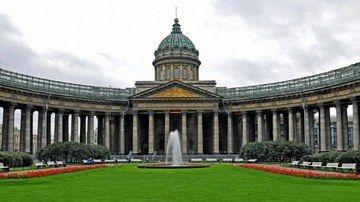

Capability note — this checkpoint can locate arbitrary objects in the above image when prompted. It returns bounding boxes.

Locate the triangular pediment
[130,80,221,100]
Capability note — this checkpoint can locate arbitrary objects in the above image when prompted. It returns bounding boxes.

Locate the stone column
[119,114,125,154]
[54,109,64,143]
[197,110,203,154]
[20,109,26,152]
[319,104,330,151]
[148,111,154,154]
[288,108,295,141]
[24,105,32,153]
[46,112,52,145]
[132,111,138,153]
[87,111,95,144]
[1,106,9,151]
[181,110,187,154]
[257,110,263,142]
[104,113,110,149]
[213,111,219,154]
[309,110,315,149]
[341,105,349,150]
[304,107,311,146]
[227,113,233,153]
[7,103,15,152]
[38,107,47,150]
[164,110,170,150]
[62,114,69,142]
[80,115,86,143]
[352,98,359,150]
[242,112,248,146]
[335,101,344,151]
[71,111,79,142]
[272,109,280,141]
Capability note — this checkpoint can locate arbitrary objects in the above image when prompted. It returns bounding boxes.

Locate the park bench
[205,158,217,163]
[222,158,233,163]
[116,159,128,163]
[93,159,103,164]
[289,161,299,167]
[309,162,322,169]
[34,162,46,169]
[104,159,116,164]
[83,160,90,164]
[0,163,10,172]
[56,161,66,167]
[247,159,257,163]
[299,161,311,168]
[47,161,57,167]
[338,163,357,172]
[190,158,202,163]
[324,162,339,170]
[130,159,142,163]
[234,158,244,163]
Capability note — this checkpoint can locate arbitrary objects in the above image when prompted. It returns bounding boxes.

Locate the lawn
[0,164,359,201]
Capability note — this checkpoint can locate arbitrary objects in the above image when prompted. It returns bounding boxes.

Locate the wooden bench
[190,158,202,163]
[309,162,322,169]
[299,161,311,168]
[324,162,339,170]
[104,159,116,164]
[56,161,66,167]
[130,159,142,163]
[47,161,57,167]
[93,159,103,164]
[222,158,233,163]
[116,159,128,163]
[289,161,299,167]
[205,158,217,163]
[248,159,257,163]
[338,163,357,172]
[234,158,244,163]
[0,163,10,172]
[34,162,46,169]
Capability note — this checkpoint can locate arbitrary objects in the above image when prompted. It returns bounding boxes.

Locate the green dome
[157,18,197,51]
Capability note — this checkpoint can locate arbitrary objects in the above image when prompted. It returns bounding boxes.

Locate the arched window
[174,66,180,79]
[183,68,188,80]
[166,67,171,79]
[189,68,194,80]
[160,68,165,80]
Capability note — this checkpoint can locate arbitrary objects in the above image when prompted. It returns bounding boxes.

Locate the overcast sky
[0,0,359,89]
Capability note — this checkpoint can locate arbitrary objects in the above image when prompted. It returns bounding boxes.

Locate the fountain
[137,130,209,169]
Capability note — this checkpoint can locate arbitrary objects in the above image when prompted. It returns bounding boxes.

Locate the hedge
[36,142,111,163]
[240,141,313,162]
[0,152,33,167]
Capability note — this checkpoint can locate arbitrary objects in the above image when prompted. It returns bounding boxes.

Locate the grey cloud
[0,14,128,88]
[214,0,360,82]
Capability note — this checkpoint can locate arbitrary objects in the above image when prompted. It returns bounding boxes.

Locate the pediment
[130,80,221,100]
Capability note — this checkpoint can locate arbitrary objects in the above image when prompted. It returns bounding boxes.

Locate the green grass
[0,164,359,201]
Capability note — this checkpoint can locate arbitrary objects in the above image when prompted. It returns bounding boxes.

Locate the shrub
[240,141,313,162]
[36,142,111,163]
[0,152,33,167]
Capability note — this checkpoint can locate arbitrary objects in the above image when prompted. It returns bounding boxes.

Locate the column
[80,115,86,143]
[272,109,280,141]
[335,101,344,151]
[97,116,104,145]
[309,110,315,149]
[352,98,359,150]
[24,105,32,152]
[119,114,125,154]
[164,110,170,150]
[288,108,295,141]
[181,110,187,154]
[227,113,233,153]
[148,111,154,154]
[242,112,248,146]
[132,111,138,153]
[71,111,79,142]
[38,107,47,150]
[1,106,9,151]
[54,109,63,143]
[105,113,110,149]
[320,104,330,151]
[341,105,349,150]
[213,111,219,154]
[197,110,203,154]
[46,112,51,145]
[62,114,69,142]
[20,109,26,152]
[87,111,95,144]
[257,110,263,142]
[304,107,311,146]
[7,103,15,152]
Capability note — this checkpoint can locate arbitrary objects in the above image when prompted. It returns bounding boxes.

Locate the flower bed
[239,163,360,180]
[0,164,106,179]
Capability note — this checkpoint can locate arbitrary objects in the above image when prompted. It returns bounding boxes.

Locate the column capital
[213,110,219,115]
[287,107,294,112]
[241,111,247,115]
[333,100,341,107]
[271,108,278,113]
[164,110,170,114]
[350,96,358,103]
[57,108,65,113]
[181,110,187,115]
[26,104,34,109]
[197,110,204,114]
[73,110,80,114]
[105,112,111,116]
[148,110,154,115]
[227,112,232,117]
[89,111,96,115]
[256,110,262,115]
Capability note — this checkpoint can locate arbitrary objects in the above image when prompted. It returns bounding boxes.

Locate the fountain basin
[137,163,210,169]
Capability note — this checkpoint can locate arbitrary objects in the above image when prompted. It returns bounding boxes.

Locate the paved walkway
[239,163,360,179]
